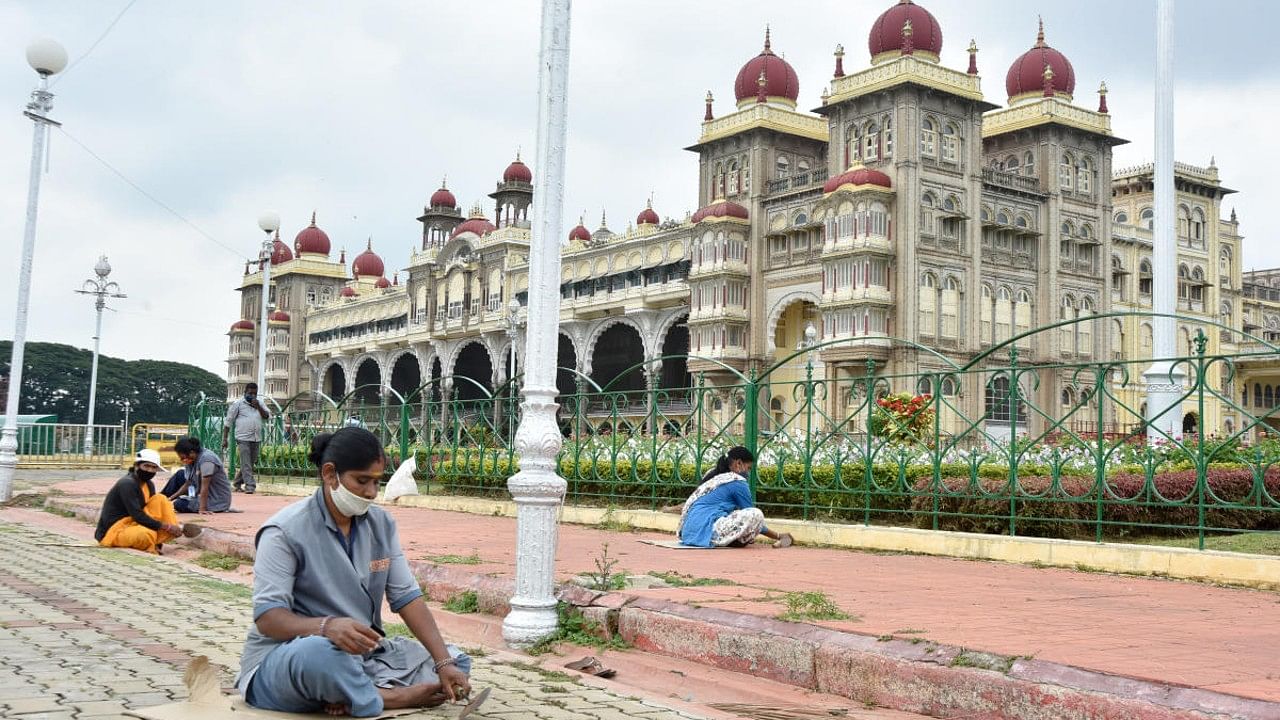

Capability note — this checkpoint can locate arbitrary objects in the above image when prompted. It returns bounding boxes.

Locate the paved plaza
[0,521,721,720]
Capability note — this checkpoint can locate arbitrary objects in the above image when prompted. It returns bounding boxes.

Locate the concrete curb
[253,481,1280,591]
[46,496,1280,720]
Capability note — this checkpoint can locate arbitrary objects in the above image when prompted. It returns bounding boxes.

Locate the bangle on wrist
[317,616,333,638]
[433,657,456,672]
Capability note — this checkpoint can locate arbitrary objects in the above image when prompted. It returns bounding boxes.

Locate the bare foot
[379,682,449,710]
[772,533,793,548]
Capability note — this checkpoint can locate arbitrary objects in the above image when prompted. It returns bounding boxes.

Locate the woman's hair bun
[309,433,334,467]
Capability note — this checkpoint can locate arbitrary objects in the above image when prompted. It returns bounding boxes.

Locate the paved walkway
[0,521,731,720]
[39,476,1280,705]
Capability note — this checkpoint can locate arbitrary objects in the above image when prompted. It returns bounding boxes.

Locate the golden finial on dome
[441,175,448,189]
[834,43,844,58]
[902,19,913,37]
[1036,16,1046,48]
[310,211,317,226]
[763,25,772,53]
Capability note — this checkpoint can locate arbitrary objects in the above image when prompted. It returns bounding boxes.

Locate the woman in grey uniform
[237,427,471,716]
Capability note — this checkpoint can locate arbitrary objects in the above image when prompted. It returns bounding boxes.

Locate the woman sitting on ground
[677,446,792,548]
[95,449,201,554]
[238,427,471,717]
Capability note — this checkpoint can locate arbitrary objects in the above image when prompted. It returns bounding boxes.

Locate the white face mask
[330,481,374,517]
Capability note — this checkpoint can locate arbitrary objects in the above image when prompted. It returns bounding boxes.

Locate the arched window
[863,122,880,162]
[941,377,958,396]
[1191,208,1206,247]
[1060,295,1077,355]
[727,159,739,195]
[1112,318,1125,357]
[941,276,961,338]
[774,155,788,181]
[1177,205,1191,243]
[1076,156,1093,193]
[1190,267,1205,302]
[1256,383,1264,407]
[1139,258,1153,296]
[882,115,894,158]
[1177,264,1190,304]
[798,158,810,174]
[1267,386,1275,409]
[1141,322,1153,355]
[1078,297,1094,357]
[1115,210,1129,224]
[1014,214,1029,229]
[995,286,1013,345]
[1060,221,1073,259]
[920,192,937,234]
[941,123,960,163]
[920,117,937,157]
[846,125,861,165]
[919,272,937,338]
[1111,255,1127,302]
[1059,153,1075,191]
[1023,150,1036,176]
[981,206,992,222]
[996,209,1011,225]
[980,284,993,344]
[1220,246,1232,277]
[1062,387,1076,407]
[1014,288,1033,347]
[943,195,958,213]
[1140,207,1154,229]
[985,376,1026,423]
[1221,301,1234,331]
[1004,155,1019,173]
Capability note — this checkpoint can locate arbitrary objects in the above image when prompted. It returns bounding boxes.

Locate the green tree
[0,341,223,425]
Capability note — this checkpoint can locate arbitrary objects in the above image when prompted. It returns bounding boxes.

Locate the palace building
[227,0,1279,438]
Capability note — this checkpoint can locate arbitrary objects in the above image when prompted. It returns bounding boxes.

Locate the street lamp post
[75,256,126,455]
[503,0,572,648]
[255,212,281,396]
[504,299,523,441]
[0,39,69,502]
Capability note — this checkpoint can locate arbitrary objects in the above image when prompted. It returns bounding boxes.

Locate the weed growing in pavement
[646,570,735,587]
[194,552,245,571]
[502,661,580,683]
[443,590,480,614]
[428,552,483,565]
[539,684,569,693]
[460,645,489,658]
[582,543,627,591]
[595,507,635,533]
[527,603,630,656]
[776,591,852,622]
[189,577,253,601]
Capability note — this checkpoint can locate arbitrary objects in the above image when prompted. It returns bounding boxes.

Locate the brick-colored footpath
[48,477,1280,704]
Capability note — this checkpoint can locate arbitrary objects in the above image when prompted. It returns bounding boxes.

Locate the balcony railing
[981,167,1042,194]
[765,168,830,196]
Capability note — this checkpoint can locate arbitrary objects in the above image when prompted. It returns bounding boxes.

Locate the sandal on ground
[181,523,203,538]
[564,656,616,679]
[772,533,793,548]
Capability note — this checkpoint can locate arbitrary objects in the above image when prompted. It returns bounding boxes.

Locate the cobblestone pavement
[0,521,710,720]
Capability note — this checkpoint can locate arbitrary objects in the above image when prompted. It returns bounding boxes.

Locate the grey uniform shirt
[192,448,232,512]
[225,398,268,442]
[236,490,423,692]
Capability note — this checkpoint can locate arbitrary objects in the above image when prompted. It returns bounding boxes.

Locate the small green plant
[443,590,480,614]
[502,661,580,683]
[776,591,852,622]
[460,645,489,658]
[194,551,245,571]
[428,553,484,565]
[384,623,413,638]
[595,507,635,533]
[539,684,569,694]
[646,570,735,587]
[527,603,630,656]
[582,543,627,591]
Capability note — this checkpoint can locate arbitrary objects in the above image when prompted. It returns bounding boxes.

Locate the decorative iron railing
[190,313,1280,548]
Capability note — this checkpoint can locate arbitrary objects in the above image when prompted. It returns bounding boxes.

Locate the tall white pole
[504,0,572,648]
[1144,0,1184,440]
[0,66,60,502]
[257,239,273,393]
[85,300,104,454]
[78,256,124,456]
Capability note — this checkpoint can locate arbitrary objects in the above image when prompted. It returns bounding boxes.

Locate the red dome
[823,166,893,193]
[636,200,660,226]
[374,276,391,289]
[340,286,358,298]
[268,311,290,323]
[429,182,457,209]
[734,29,799,107]
[568,220,592,243]
[503,157,533,183]
[352,240,385,278]
[451,216,496,239]
[295,212,331,256]
[270,236,293,265]
[230,319,254,332]
[1005,21,1076,102]
[868,0,943,61]
[691,201,749,224]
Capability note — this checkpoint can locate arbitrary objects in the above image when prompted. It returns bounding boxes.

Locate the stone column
[504,0,572,648]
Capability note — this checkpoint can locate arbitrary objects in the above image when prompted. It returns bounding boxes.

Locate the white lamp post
[503,299,523,441]
[503,0,572,647]
[1143,0,1185,440]
[75,256,126,455]
[0,38,69,502]
[256,211,281,396]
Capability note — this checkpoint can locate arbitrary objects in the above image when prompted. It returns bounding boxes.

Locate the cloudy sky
[0,0,1274,376]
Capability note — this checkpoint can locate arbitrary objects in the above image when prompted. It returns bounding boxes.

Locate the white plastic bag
[383,455,419,503]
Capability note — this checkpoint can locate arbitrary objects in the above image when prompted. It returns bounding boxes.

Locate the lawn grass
[1120,532,1280,556]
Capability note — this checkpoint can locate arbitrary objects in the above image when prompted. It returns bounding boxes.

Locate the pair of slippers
[564,656,616,679]
[773,533,793,548]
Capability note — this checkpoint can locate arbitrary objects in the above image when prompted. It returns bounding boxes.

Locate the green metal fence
[190,313,1280,548]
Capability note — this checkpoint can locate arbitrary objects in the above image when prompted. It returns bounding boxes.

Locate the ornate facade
[227,0,1278,437]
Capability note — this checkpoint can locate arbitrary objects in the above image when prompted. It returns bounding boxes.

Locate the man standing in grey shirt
[171,436,232,513]
[224,382,270,494]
